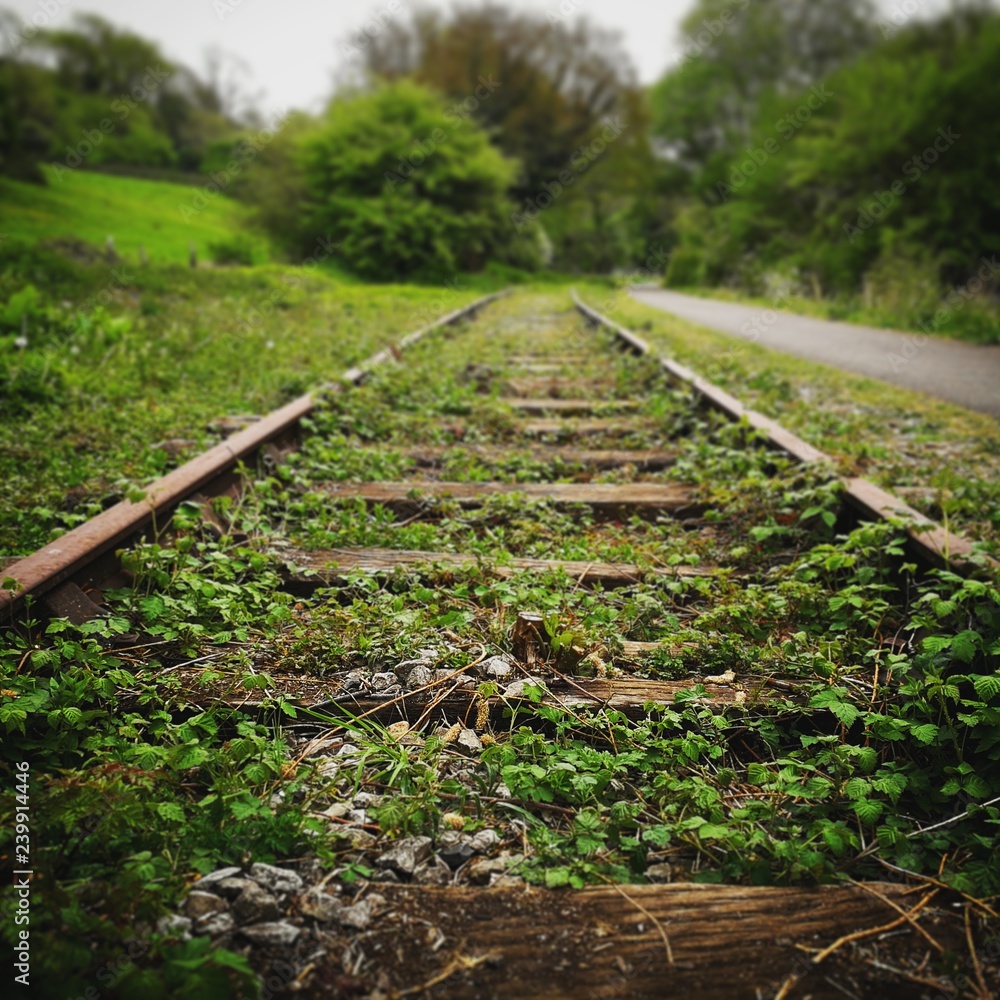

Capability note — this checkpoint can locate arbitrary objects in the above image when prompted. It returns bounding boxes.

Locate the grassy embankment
[0,167,277,265]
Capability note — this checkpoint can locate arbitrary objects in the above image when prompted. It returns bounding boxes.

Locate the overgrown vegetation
[2,293,997,994]
[0,241,488,556]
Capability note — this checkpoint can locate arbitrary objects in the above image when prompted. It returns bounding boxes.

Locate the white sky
[3,0,958,116]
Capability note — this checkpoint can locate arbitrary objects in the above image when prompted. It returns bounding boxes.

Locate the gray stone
[372,869,400,884]
[438,841,475,871]
[198,912,236,937]
[213,876,255,900]
[434,668,473,687]
[337,900,375,930]
[156,914,192,938]
[232,883,281,924]
[645,864,673,883]
[477,655,514,680]
[347,809,368,825]
[352,792,382,809]
[184,891,229,920]
[249,862,304,897]
[195,866,242,889]
[347,829,377,850]
[371,671,397,691]
[375,836,433,877]
[503,677,546,699]
[393,657,432,681]
[300,887,344,923]
[469,829,500,853]
[405,664,434,690]
[413,856,453,886]
[240,921,301,947]
[466,857,508,885]
[323,802,352,820]
[456,729,482,753]
[438,830,463,848]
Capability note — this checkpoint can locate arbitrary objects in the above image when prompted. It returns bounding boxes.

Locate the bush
[664,248,707,288]
[207,235,269,266]
[298,82,519,281]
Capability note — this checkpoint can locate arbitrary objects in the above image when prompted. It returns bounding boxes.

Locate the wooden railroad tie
[505,398,640,415]
[391,444,678,471]
[313,480,700,517]
[280,547,711,589]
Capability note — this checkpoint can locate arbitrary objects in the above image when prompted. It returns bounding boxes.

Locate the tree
[298,81,518,280]
[661,4,1000,329]
[650,0,877,174]
[352,2,642,200]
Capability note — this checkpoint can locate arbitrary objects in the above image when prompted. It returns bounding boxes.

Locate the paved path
[630,288,1000,418]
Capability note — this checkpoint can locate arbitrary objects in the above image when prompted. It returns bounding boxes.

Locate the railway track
[2,291,997,998]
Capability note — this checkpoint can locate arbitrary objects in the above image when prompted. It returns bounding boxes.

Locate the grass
[0,167,275,265]
[0,244,491,556]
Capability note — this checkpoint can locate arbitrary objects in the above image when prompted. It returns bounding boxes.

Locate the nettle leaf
[643,826,672,847]
[921,635,952,655]
[853,799,884,824]
[951,630,982,663]
[844,777,871,800]
[964,774,993,799]
[230,797,266,820]
[872,774,907,803]
[698,823,731,840]
[820,823,852,854]
[157,801,186,823]
[972,674,1000,702]
[544,867,571,888]
[811,689,861,727]
[909,723,940,744]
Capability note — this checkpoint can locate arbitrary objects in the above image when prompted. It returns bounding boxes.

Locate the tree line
[1,0,998,333]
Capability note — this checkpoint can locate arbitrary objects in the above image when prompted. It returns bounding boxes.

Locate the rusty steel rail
[573,290,992,573]
[0,291,507,616]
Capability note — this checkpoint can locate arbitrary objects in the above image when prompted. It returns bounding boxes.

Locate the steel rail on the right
[573,291,991,573]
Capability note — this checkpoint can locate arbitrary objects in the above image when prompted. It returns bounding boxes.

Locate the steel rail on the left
[0,291,507,619]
